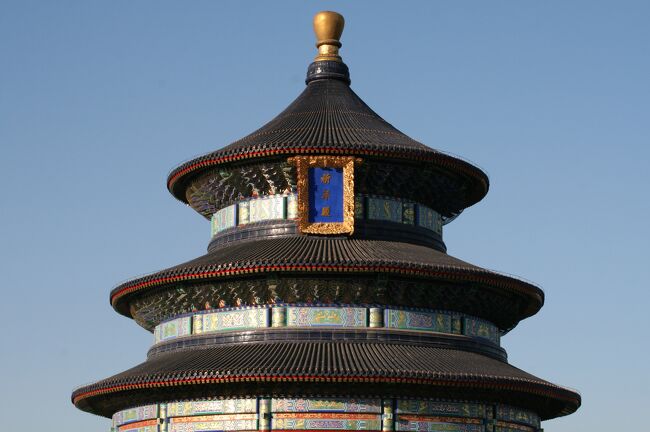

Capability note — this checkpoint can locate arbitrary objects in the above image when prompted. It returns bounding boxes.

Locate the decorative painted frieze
[463,317,500,345]
[152,306,501,348]
[272,398,382,413]
[193,308,269,334]
[113,405,159,427]
[495,406,539,428]
[402,203,415,225]
[367,197,404,223]
[385,309,452,333]
[286,306,367,327]
[117,420,159,432]
[271,413,382,430]
[168,414,258,432]
[211,205,237,237]
[249,195,285,223]
[209,194,443,238]
[154,317,192,344]
[396,401,485,418]
[115,399,541,432]
[395,415,484,432]
[166,399,257,417]
[417,206,443,235]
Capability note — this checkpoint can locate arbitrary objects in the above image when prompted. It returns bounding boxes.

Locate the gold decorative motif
[289,155,358,235]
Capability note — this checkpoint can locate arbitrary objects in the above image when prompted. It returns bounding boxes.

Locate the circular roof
[110,236,543,330]
[167,77,489,212]
[72,341,580,419]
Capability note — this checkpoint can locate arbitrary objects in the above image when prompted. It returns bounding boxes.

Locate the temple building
[72,11,580,432]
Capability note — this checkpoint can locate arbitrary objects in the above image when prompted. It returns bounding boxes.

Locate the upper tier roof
[167,63,489,215]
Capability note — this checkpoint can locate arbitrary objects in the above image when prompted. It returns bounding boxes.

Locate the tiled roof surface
[111,237,544,322]
[167,78,489,205]
[73,342,579,419]
[146,328,507,361]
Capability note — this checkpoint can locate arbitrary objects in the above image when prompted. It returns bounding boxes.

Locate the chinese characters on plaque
[290,156,357,235]
[308,167,344,223]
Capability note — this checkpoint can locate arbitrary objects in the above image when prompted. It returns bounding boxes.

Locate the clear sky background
[1,1,648,431]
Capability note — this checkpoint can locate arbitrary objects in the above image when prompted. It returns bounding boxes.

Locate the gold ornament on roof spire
[313,11,345,62]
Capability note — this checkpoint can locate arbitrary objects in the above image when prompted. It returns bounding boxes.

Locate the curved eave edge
[109,263,544,319]
[166,147,490,207]
[72,374,580,419]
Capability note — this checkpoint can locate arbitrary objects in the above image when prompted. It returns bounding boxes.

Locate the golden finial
[313,11,345,62]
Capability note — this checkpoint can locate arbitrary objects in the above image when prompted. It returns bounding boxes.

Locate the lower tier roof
[72,341,579,420]
[110,237,544,331]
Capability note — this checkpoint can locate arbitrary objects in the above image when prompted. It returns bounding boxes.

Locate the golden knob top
[313,11,345,62]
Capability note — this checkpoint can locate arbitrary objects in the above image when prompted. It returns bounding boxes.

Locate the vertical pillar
[382,398,394,432]
[451,316,462,335]
[259,398,272,431]
[159,403,168,432]
[369,307,384,328]
[484,404,496,432]
[272,307,287,327]
[193,314,204,335]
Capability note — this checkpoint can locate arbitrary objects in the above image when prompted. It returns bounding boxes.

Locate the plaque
[290,156,357,235]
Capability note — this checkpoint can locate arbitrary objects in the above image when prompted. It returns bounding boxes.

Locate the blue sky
[1,1,648,431]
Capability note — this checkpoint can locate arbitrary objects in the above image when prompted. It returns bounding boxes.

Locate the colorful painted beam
[111,398,541,432]
[210,194,443,238]
[152,306,500,346]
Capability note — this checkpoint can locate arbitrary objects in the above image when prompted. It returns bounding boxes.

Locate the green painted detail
[209,194,442,238]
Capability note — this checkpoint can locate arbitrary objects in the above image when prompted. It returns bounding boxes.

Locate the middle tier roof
[110,236,543,331]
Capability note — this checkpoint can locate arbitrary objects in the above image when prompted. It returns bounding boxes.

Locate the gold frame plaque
[289,155,357,235]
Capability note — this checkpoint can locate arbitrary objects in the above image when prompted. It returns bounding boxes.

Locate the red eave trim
[72,374,580,407]
[167,147,488,195]
[111,264,542,308]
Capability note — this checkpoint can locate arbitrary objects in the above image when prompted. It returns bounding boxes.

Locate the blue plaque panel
[293,155,356,235]
[308,167,344,223]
